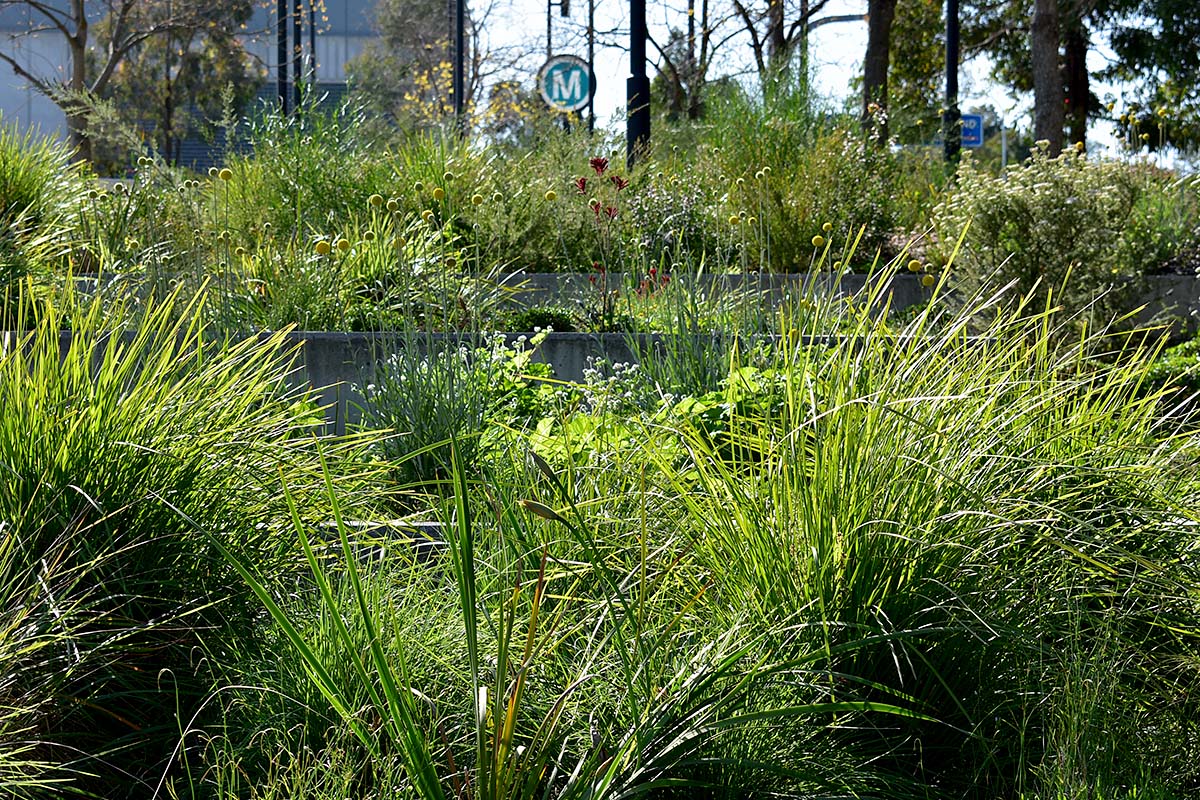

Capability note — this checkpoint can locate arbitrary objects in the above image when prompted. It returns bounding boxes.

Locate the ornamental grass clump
[0,287,384,795]
[634,273,1200,796]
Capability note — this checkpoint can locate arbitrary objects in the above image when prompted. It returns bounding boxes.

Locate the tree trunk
[1031,0,1064,154]
[766,0,788,84]
[65,109,93,165]
[1063,20,1089,147]
[862,0,898,144]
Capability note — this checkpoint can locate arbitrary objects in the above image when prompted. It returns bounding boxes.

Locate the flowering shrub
[932,147,1153,322]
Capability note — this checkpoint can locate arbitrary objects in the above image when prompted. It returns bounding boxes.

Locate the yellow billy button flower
[471,193,484,206]
[1158,107,1168,117]
[234,246,246,256]
[315,240,332,256]
[218,167,233,181]
[747,216,757,226]
[908,259,922,272]
[921,274,936,287]
[336,238,351,253]
[363,230,376,242]
[1140,132,1151,141]
[811,235,825,248]
[822,222,833,232]
[432,187,446,201]
[544,189,557,202]
[386,198,399,212]
[729,214,740,225]
[422,209,435,223]
[443,171,455,182]
[208,167,219,178]
[369,193,384,207]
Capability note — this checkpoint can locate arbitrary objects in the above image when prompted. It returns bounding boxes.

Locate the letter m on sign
[551,69,581,103]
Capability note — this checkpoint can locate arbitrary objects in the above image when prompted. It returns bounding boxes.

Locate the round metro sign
[538,54,593,113]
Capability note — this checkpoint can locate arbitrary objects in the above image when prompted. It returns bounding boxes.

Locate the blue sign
[538,55,593,113]
[961,113,985,147]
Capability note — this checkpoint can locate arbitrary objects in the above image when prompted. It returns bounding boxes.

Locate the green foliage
[932,148,1161,321]
[0,288,383,795]
[90,0,262,169]
[0,120,86,321]
[359,330,557,497]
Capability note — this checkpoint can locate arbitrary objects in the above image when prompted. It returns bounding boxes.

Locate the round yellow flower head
[432,187,446,201]
[234,246,246,256]
[747,216,757,226]
[1158,107,1168,118]
[364,230,376,242]
[336,238,351,253]
[369,193,384,207]
[443,171,455,182]
[908,259,922,272]
[1074,141,1085,153]
[422,209,435,223]
[729,214,741,226]
[1140,132,1150,141]
[544,189,557,202]
[208,167,219,178]
[921,274,936,287]
[832,261,842,269]
[492,192,504,204]
[386,198,399,212]
[471,193,484,206]
[811,235,825,248]
[822,222,832,233]
[315,240,332,256]
[218,168,233,181]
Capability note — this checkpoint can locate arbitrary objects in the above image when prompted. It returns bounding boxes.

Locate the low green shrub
[932,147,1172,323]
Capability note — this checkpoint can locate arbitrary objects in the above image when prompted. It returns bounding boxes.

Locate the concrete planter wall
[17,275,1200,431]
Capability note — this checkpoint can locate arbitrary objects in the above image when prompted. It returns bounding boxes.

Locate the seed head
[471,193,484,206]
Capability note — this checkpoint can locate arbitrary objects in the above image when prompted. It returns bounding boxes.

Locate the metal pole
[309,0,316,90]
[1001,121,1008,171]
[293,0,302,110]
[587,0,595,131]
[627,0,651,167]
[277,0,289,114]
[455,0,466,132]
[546,0,552,58]
[943,0,961,164]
